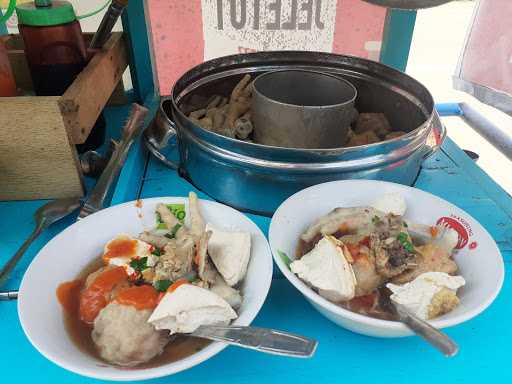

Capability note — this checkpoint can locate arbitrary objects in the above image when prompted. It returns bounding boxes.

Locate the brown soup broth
[60,256,211,368]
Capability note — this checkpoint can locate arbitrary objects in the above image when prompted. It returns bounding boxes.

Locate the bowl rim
[18,196,273,381]
[269,180,505,334]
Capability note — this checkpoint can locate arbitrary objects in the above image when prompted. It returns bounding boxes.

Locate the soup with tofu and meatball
[56,192,252,368]
[291,194,466,321]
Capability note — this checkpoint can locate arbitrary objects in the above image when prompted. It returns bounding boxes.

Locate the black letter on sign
[230,0,246,29]
[315,0,324,29]
[266,0,281,30]
[253,0,261,29]
[217,0,223,30]
[299,0,313,30]
[282,0,298,30]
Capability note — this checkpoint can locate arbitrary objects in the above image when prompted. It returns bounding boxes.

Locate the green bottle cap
[16,0,77,27]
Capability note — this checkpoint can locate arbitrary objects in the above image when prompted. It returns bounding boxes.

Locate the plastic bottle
[16,0,105,152]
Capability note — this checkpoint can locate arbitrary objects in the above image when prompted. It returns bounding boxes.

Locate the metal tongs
[78,103,148,219]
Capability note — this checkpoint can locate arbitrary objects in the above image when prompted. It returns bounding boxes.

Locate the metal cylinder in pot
[145,51,445,216]
[252,70,357,149]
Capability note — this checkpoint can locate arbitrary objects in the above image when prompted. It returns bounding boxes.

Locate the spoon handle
[191,325,318,358]
[0,224,43,288]
[397,307,459,357]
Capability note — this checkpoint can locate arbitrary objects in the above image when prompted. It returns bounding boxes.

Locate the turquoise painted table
[1,101,511,383]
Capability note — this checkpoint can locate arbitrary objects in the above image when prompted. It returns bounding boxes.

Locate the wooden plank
[0,97,84,200]
[59,32,128,144]
[107,80,128,105]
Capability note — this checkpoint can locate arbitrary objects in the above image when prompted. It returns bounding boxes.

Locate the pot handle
[423,114,447,159]
[143,104,179,170]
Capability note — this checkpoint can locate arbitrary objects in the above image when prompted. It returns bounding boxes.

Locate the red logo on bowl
[436,217,469,249]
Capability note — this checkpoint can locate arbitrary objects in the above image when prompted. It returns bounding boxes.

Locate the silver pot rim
[169,51,438,155]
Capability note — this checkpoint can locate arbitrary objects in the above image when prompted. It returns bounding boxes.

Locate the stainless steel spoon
[0,197,81,287]
[177,325,318,358]
[380,288,459,357]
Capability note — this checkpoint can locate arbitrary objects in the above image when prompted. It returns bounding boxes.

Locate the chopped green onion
[397,232,414,253]
[151,248,162,256]
[278,250,292,268]
[129,257,148,272]
[397,232,408,243]
[155,204,186,229]
[154,279,172,292]
[167,204,186,221]
[164,223,182,239]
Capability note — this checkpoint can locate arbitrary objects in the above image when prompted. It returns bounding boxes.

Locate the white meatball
[92,303,168,366]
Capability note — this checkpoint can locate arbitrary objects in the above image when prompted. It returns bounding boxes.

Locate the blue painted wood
[436,102,464,117]
[2,275,511,384]
[121,0,155,102]
[380,9,417,71]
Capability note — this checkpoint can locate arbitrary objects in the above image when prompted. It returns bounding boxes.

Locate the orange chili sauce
[56,280,83,314]
[167,279,189,293]
[115,285,159,310]
[103,237,138,261]
[79,266,128,324]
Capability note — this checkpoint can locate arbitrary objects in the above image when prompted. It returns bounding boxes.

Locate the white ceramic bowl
[18,197,273,381]
[269,180,504,337]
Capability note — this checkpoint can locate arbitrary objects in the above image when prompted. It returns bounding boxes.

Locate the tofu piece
[387,272,465,320]
[148,284,237,334]
[209,273,243,309]
[206,223,251,287]
[290,236,357,302]
[371,193,407,216]
[103,234,155,275]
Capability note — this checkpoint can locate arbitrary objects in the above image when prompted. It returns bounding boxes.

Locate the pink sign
[146,0,387,95]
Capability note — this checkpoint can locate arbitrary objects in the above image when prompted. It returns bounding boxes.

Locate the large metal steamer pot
[153,52,445,216]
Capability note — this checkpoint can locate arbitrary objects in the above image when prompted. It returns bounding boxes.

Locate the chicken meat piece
[156,203,181,230]
[196,230,217,284]
[339,234,383,297]
[301,207,386,243]
[138,232,171,249]
[154,238,194,281]
[188,192,205,242]
[352,253,384,297]
[391,243,459,284]
[370,214,417,278]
